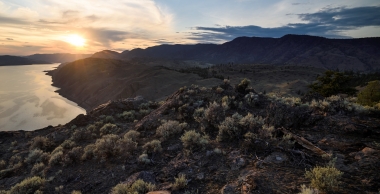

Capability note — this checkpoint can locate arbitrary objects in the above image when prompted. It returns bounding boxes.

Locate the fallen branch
[280,128,329,157]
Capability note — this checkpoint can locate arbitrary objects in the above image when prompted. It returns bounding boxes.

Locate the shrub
[94,134,119,159]
[25,149,49,165]
[217,113,243,142]
[81,144,96,161]
[105,115,115,123]
[130,179,156,194]
[239,113,264,130]
[156,120,187,141]
[259,125,275,139]
[71,191,82,194]
[298,184,319,194]
[8,155,23,169]
[138,154,151,164]
[0,160,6,170]
[117,138,137,157]
[172,174,187,190]
[51,146,63,155]
[204,101,224,126]
[71,128,91,142]
[143,140,162,154]
[29,136,52,151]
[49,151,63,166]
[8,176,45,194]
[180,130,209,151]
[193,107,205,123]
[61,140,76,150]
[236,78,251,93]
[99,123,119,136]
[124,130,140,141]
[305,160,343,192]
[221,96,231,110]
[31,162,45,176]
[111,183,129,194]
[63,147,83,165]
[119,110,135,121]
[357,80,380,106]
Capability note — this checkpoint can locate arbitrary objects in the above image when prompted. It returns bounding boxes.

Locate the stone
[220,183,238,194]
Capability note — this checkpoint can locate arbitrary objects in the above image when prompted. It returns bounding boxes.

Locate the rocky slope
[98,34,380,71]
[0,82,379,193]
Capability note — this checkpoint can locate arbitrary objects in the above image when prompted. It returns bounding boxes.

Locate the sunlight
[65,34,86,47]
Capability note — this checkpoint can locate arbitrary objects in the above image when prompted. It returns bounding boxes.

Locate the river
[0,64,86,131]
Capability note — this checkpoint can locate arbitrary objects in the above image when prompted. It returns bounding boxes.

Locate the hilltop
[0,80,379,193]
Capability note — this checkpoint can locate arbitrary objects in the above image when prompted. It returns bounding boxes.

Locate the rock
[68,114,91,126]
[167,144,181,151]
[221,183,238,194]
[354,147,378,160]
[196,172,204,180]
[230,157,246,170]
[123,171,156,185]
[263,152,288,164]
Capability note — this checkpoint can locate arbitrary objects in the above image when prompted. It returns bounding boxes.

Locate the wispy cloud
[189,6,380,42]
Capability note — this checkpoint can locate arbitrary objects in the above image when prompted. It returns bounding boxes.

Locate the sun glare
[65,34,86,47]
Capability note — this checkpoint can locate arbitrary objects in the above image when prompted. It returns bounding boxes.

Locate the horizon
[1,0,379,55]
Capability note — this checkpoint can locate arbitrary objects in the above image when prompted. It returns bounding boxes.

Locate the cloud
[78,28,132,46]
[0,16,28,25]
[189,6,380,42]
[6,38,14,41]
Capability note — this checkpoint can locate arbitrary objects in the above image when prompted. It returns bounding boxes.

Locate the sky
[0,0,379,55]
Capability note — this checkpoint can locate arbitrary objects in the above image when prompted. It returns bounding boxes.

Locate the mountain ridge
[93,34,380,71]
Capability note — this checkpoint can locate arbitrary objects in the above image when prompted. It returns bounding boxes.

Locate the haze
[0,0,379,55]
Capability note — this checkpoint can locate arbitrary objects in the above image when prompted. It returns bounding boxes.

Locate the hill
[26,53,92,63]
[0,55,50,66]
[117,35,380,71]
[47,58,221,110]
[0,81,379,193]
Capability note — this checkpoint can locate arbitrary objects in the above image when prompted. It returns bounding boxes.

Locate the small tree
[357,80,380,106]
[308,70,356,97]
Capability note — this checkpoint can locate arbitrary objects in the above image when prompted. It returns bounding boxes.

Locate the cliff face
[117,35,380,71]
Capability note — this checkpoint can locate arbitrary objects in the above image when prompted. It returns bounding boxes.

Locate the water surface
[0,64,85,131]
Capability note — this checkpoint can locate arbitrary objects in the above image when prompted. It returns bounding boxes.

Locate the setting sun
[65,34,86,47]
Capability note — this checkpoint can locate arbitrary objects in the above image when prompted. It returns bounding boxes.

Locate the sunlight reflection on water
[0,64,86,131]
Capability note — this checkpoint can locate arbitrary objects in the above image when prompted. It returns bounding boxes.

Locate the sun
[65,34,86,47]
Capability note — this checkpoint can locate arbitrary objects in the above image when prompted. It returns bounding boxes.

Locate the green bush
[99,123,119,136]
[31,162,45,176]
[217,113,243,142]
[305,160,343,192]
[298,184,319,194]
[25,149,49,165]
[156,120,187,141]
[29,136,52,151]
[357,80,380,106]
[94,134,119,159]
[172,174,187,190]
[143,140,162,154]
[81,144,96,161]
[308,70,356,97]
[111,183,129,194]
[124,130,140,141]
[61,140,76,150]
[130,179,156,194]
[105,115,115,123]
[49,150,63,166]
[236,78,251,93]
[8,176,45,194]
[0,160,6,170]
[180,130,209,151]
[138,154,151,164]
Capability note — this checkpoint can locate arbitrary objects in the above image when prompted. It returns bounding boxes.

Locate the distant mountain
[26,53,92,63]
[0,55,50,66]
[119,34,380,71]
[91,50,122,59]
